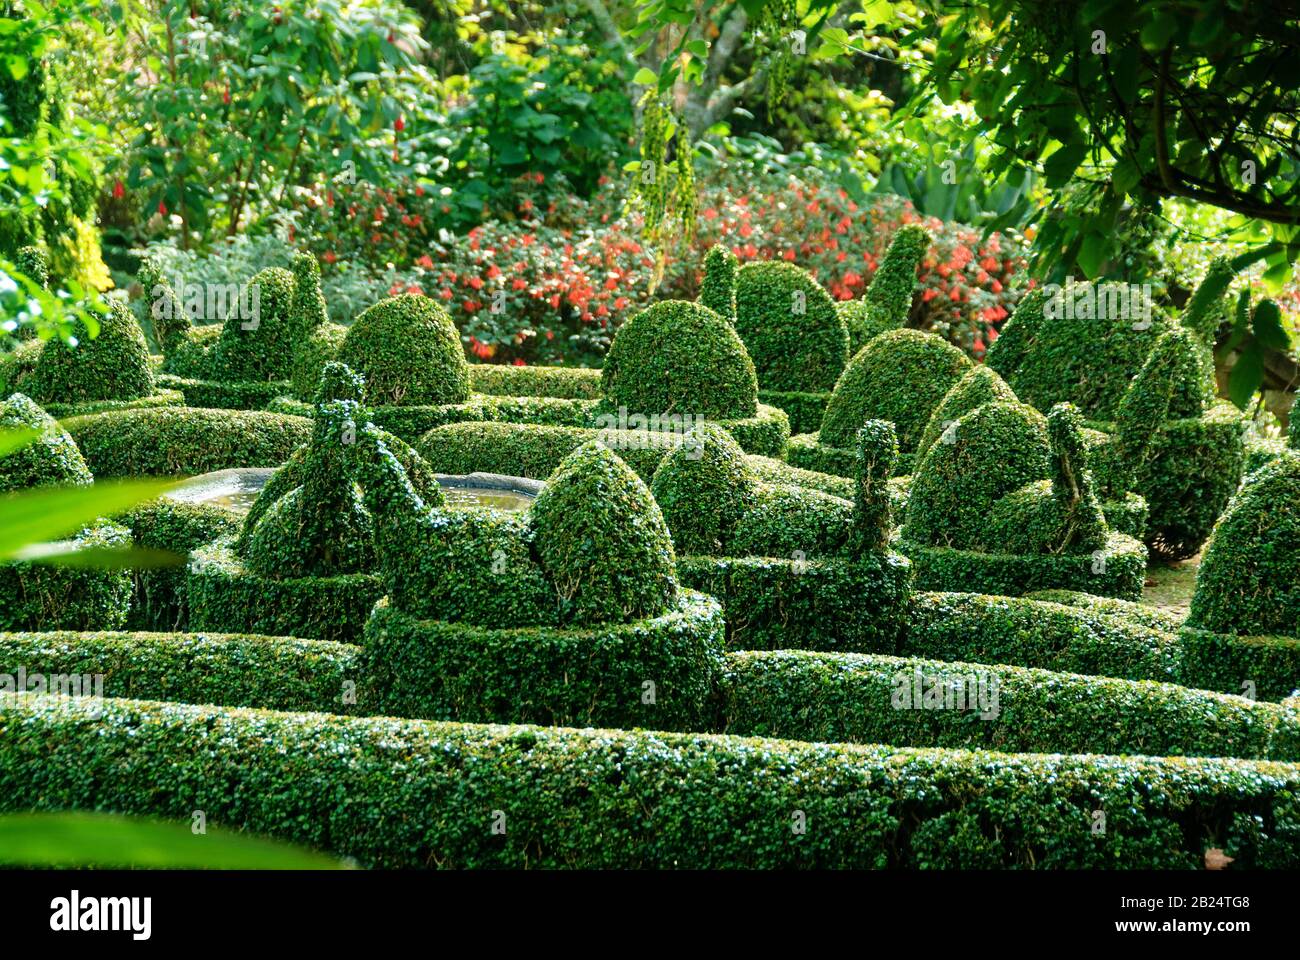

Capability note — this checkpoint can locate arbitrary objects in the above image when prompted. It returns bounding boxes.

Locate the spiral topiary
[337,294,470,407]
[601,299,757,420]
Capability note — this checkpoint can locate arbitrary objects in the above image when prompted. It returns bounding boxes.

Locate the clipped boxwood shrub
[0,522,132,632]
[1187,450,1300,638]
[468,363,602,400]
[818,328,972,452]
[117,499,242,631]
[43,389,184,419]
[337,294,471,407]
[187,539,384,645]
[0,629,357,714]
[746,454,854,500]
[677,552,912,653]
[729,483,854,558]
[733,260,847,393]
[530,441,678,625]
[601,300,757,420]
[698,243,738,321]
[62,406,311,477]
[154,373,289,411]
[0,392,92,492]
[361,590,725,730]
[206,266,297,382]
[28,297,154,405]
[898,532,1148,601]
[757,388,828,436]
[721,649,1298,761]
[369,394,595,440]
[915,364,1019,460]
[9,693,1300,868]
[650,421,757,556]
[290,322,348,401]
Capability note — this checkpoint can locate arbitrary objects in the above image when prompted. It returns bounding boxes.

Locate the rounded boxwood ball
[734,261,848,393]
[338,294,470,407]
[30,298,154,403]
[1187,452,1300,638]
[650,421,758,555]
[531,441,678,625]
[601,300,757,420]
[0,392,93,492]
[820,328,972,452]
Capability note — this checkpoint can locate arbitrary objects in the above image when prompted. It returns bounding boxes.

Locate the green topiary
[836,299,892,355]
[15,245,48,289]
[906,400,1050,549]
[28,298,154,404]
[207,266,297,382]
[530,441,678,624]
[288,252,328,339]
[859,223,929,330]
[1181,255,1235,344]
[337,294,470,407]
[601,300,757,419]
[733,260,848,393]
[1187,451,1300,638]
[650,422,758,555]
[290,323,348,401]
[697,243,737,321]
[0,393,92,492]
[819,328,972,452]
[851,420,898,552]
[916,365,1019,460]
[983,286,1045,381]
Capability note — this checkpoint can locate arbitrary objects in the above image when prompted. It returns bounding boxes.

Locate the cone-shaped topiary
[819,328,972,452]
[530,441,678,624]
[601,300,757,419]
[337,294,470,407]
[916,364,1019,459]
[698,243,737,322]
[906,400,1050,549]
[1188,451,1300,637]
[0,392,92,492]
[734,260,848,392]
[650,421,758,555]
[207,266,297,382]
[860,224,929,330]
[289,252,329,339]
[28,297,154,404]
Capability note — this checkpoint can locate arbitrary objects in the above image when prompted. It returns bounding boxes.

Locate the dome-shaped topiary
[1187,451,1300,638]
[531,441,678,624]
[28,297,154,404]
[734,260,848,392]
[916,365,1019,459]
[650,421,758,555]
[338,294,470,407]
[0,392,92,492]
[906,400,1050,549]
[208,266,297,382]
[819,328,972,452]
[601,300,757,419]
[698,243,737,321]
[984,286,1046,381]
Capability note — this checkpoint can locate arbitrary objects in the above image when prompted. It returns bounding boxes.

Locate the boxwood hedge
[361,590,725,730]
[154,373,290,411]
[720,649,1300,761]
[468,363,602,400]
[6,693,1300,868]
[0,522,132,632]
[62,407,311,477]
[757,388,828,436]
[0,392,92,492]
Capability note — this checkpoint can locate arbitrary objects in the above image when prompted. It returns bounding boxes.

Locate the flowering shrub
[659,177,1028,358]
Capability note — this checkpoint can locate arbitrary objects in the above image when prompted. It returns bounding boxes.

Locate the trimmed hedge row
[361,590,725,730]
[5,693,1300,868]
[897,532,1148,601]
[758,388,829,436]
[366,394,596,441]
[62,407,311,477]
[154,373,289,411]
[0,523,132,632]
[115,499,242,632]
[186,540,383,645]
[0,630,357,713]
[468,363,602,400]
[1024,589,1183,632]
[43,389,183,419]
[416,409,791,480]
[746,454,854,499]
[905,592,1300,700]
[676,553,912,653]
[720,650,1300,761]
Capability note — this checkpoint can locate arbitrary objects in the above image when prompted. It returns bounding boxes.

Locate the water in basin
[166,468,535,515]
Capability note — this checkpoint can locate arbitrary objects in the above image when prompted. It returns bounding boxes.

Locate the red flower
[112,180,125,200]
[394,116,405,132]
[158,200,168,216]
